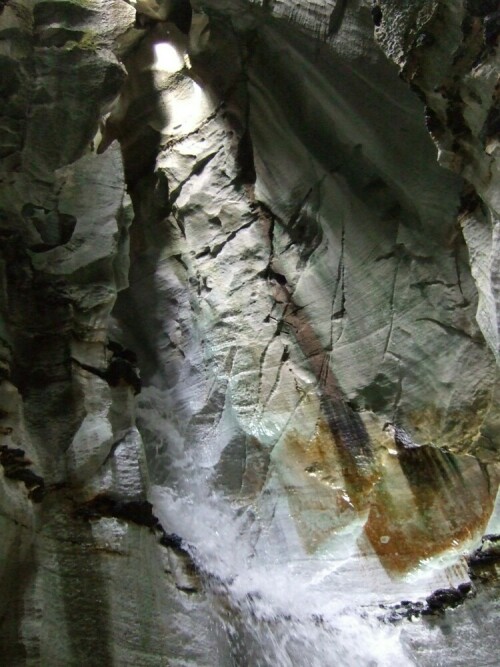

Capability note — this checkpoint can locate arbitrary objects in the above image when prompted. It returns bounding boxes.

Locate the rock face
[0,0,499,665]
[373,0,500,358]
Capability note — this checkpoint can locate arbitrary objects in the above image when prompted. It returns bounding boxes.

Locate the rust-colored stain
[281,424,498,571]
[265,278,498,573]
[281,421,377,553]
[268,279,374,471]
[364,447,497,573]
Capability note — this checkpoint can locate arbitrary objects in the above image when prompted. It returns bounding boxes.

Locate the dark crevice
[75,495,159,527]
[259,266,287,286]
[169,0,193,35]
[71,354,142,395]
[209,218,255,258]
[235,126,256,185]
[483,11,500,46]
[328,0,348,37]
[0,445,45,501]
[334,223,346,321]
[169,150,221,205]
[371,5,383,28]
[458,182,483,217]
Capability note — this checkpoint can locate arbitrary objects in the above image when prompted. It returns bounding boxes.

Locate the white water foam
[151,483,415,667]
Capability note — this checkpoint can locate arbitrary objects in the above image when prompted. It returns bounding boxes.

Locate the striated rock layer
[0,0,499,665]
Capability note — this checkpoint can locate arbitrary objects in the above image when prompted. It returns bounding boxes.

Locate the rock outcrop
[0,0,499,665]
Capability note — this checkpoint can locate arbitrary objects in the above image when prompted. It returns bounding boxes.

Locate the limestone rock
[1,0,499,664]
[373,0,500,362]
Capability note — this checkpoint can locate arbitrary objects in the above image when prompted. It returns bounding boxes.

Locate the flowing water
[139,387,499,666]
[151,485,415,667]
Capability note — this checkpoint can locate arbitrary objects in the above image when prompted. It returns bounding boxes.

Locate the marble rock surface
[0,0,499,665]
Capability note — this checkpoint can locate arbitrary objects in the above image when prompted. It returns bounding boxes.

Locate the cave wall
[0,0,499,664]
[0,2,219,664]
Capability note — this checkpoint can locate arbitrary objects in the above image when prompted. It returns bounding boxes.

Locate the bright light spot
[154,42,185,73]
[164,78,211,136]
[150,41,213,137]
[191,80,204,103]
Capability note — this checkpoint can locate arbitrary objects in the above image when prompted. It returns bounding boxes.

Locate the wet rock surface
[381,584,473,623]
[468,532,500,570]
[0,0,499,665]
[373,0,500,365]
